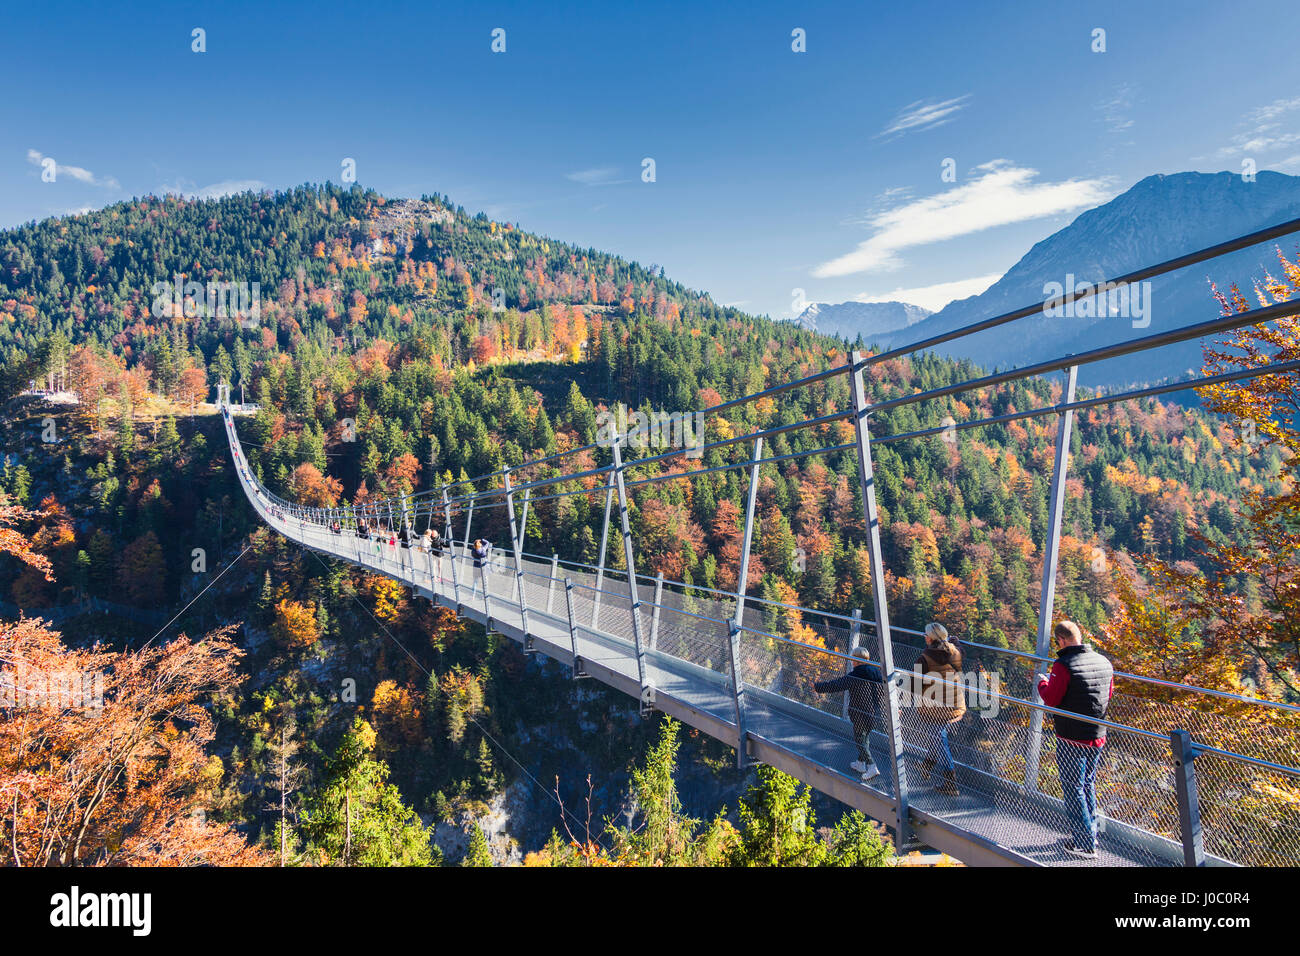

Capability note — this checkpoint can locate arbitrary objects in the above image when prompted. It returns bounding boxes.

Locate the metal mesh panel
[1193,750,1300,866]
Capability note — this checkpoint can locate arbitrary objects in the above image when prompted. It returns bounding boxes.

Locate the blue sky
[4,0,1300,318]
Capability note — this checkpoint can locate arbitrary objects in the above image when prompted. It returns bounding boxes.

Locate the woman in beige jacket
[912,622,966,795]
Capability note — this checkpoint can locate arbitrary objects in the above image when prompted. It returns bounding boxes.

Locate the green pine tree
[462,823,494,867]
[298,717,439,867]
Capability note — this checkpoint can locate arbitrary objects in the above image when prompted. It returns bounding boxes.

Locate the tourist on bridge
[471,538,491,568]
[911,622,966,796]
[813,645,883,783]
[1036,620,1114,860]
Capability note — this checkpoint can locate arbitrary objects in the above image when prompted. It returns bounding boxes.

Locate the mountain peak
[875,169,1300,387]
[794,300,932,341]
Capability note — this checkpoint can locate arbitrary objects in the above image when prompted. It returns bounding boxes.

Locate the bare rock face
[431,780,529,865]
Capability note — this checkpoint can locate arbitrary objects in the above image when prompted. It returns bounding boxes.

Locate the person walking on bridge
[912,622,966,796]
[1036,620,1114,860]
[814,645,883,783]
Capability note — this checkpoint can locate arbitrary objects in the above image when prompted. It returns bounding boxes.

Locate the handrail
[229,435,1300,787]
[220,215,1300,810]
[244,454,1300,724]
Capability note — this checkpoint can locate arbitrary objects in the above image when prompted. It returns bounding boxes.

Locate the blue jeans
[919,715,955,773]
[1055,739,1104,851]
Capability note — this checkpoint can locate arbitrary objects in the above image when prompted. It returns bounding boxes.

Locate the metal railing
[217,216,1300,866]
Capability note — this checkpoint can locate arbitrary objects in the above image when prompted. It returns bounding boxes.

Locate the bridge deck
[227,421,1191,866]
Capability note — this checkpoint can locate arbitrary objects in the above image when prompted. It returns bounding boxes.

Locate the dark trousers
[1055,739,1104,852]
[848,708,875,764]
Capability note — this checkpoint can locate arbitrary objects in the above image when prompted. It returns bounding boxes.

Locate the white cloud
[26,149,119,189]
[855,272,1003,313]
[566,167,629,186]
[877,96,971,139]
[1208,98,1300,159]
[1248,97,1300,124]
[1097,84,1137,134]
[160,179,268,200]
[813,161,1114,278]
[194,179,268,199]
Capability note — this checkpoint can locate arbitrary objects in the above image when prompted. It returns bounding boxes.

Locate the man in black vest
[1036,620,1114,859]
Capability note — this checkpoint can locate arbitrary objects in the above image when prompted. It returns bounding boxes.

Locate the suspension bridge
[219,218,1300,867]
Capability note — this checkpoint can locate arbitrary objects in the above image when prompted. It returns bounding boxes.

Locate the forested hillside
[0,183,1289,864]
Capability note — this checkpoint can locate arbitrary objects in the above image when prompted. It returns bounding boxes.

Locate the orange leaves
[271,598,321,651]
[0,501,54,581]
[288,462,343,508]
[636,497,705,581]
[0,616,261,866]
[360,573,408,624]
[383,452,421,497]
[347,290,368,326]
[698,387,724,410]
[371,679,423,747]
[175,366,207,408]
[472,333,498,364]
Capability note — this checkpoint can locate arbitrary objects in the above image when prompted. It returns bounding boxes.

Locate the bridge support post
[610,441,653,715]
[848,350,911,847]
[479,561,492,625]
[844,608,863,722]
[1027,364,1079,794]
[564,578,587,679]
[443,491,460,606]
[649,572,664,654]
[1172,729,1206,867]
[504,468,531,639]
[726,436,763,768]
[463,493,475,596]
[546,554,559,615]
[398,495,412,578]
[517,486,531,551]
[592,468,615,628]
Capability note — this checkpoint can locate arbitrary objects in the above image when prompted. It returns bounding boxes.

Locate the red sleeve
[1037,661,1070,708]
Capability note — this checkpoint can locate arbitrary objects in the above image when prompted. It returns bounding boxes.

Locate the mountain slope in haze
[793,300,932,340]
[873,171,1300,388]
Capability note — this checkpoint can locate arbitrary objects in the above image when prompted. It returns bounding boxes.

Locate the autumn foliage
[271,598,322,651]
